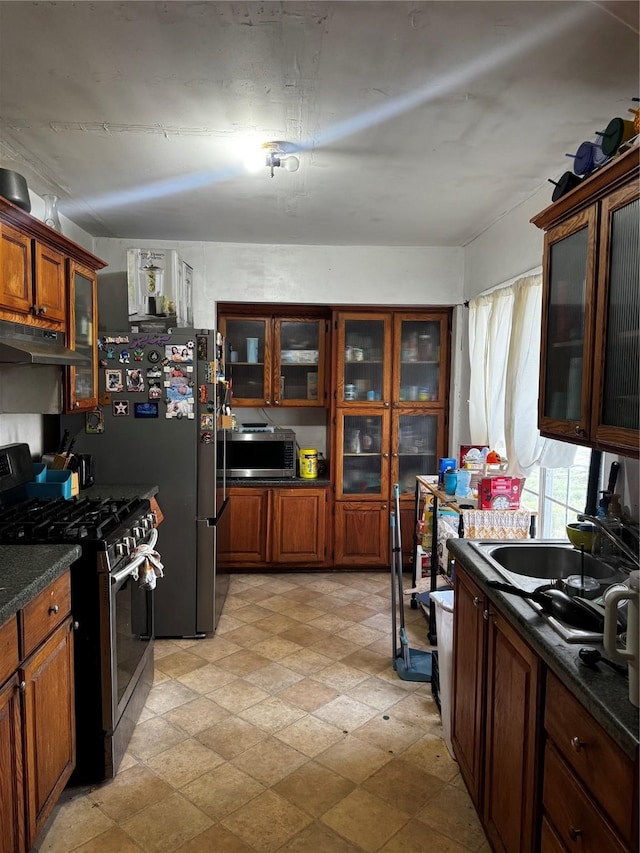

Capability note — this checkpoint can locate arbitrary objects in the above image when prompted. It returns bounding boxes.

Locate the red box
[479,477,524,509]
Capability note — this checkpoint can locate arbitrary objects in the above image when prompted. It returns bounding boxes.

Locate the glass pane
[344,319,384,402]
[602,198,639,430]
[73,272,94,401]
[280,321,320,401]
[342,414,383,495]
[226,320,265,401]
[544,228,588,420]
[397,414,439,494]
[399,319,441,401]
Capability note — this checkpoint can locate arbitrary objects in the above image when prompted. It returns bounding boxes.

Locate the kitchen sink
[472,542,618,581]
[470,540,626,643]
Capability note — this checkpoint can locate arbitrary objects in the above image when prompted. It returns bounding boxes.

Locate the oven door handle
[110,528,159,586]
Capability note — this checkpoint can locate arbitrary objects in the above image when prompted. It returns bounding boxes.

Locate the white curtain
[468,273,576,477]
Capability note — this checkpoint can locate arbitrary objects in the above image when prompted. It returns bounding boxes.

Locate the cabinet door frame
[33,242,66,326]
[0,673,25,853]
[21,617,75,848]
[483,609,541,853]
[538,206,598,444]
[0,221,33,318]
[271,488,328,562]
[334,407,390,501]
[392,311,451,407]
[65,260,98,413]
[591,180,640,455]
[273,316,328,407]
[334,310,393,406]
[451,567,487,809]
[333,500,390,567]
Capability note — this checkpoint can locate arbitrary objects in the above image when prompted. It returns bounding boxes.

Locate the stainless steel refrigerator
[59,328,229,638]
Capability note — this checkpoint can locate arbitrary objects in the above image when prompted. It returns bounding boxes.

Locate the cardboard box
[478,476,524,509]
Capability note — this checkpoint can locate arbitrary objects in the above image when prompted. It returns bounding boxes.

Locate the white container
[431,589,455,758]
[127,248,193,326]
[246,337,259,363]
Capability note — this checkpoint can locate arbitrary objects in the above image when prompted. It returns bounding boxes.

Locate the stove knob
[133,526,144,539]
[148,511,158,527]
[124,535,136,552]
[115,541,129,557]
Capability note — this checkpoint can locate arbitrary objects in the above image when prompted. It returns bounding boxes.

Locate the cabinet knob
[49,603,60,615]
[392,452,398,458]
[38,305,47,315]
[383,452,389,459]
[574,425,585,436]
[568,827,583,841]
[274,399,280,406]
[473,596,483,608]
[19,681,26,692]
[384,401,390,408]
[265,400,271,406]
[483,609,489,621]
[72,621,80,631]
[570,735,586,752]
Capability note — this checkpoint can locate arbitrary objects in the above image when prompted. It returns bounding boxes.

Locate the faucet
[577,514,640,571]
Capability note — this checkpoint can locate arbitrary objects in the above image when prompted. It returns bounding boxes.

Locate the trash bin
[430,589,455,758]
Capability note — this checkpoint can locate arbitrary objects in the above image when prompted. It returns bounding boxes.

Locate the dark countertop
[0,544,82,627]
[84,483,159,500]
[227,477,331,487]
[0,483,159,628]
[448,538,639,758]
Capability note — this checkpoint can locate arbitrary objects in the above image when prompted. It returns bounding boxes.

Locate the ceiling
[0,1,637,247]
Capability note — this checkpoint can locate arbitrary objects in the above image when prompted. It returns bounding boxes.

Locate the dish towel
[132,543,165,590]
[461,509,531,540]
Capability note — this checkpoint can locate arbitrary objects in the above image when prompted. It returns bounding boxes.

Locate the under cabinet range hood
[0,320,90,366]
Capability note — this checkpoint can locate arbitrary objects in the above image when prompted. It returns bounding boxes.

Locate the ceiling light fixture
[261,142,300,177]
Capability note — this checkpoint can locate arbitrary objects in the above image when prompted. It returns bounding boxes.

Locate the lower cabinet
[451,566,541,853]
[221,486,329,568]
[452,561,638,853]
[0,573,75,853]
[333,501,389,567]
[542,671,636,852]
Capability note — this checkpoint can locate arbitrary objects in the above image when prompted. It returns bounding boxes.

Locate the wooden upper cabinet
[0,197,106,337]
[219,310,329,408]
[532,145,639,458]
[0,222,33,317]
[65,261,98,412]
[33,242,66,324]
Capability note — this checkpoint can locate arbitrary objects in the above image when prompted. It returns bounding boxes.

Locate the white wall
[94,238,464,330]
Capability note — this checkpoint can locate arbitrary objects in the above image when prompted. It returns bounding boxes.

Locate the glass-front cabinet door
[592,182,639,452]
[335,410,389,500]
[394,314,447,404]
[392,411,444,497]
[66,261,97,411]
[275,318,326,406]
[539,207,598,441]
[336,313,391,405]
[221,317,270,406]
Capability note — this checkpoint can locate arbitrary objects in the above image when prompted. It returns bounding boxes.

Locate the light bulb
[282,155,300,173]
[244,150,266,173]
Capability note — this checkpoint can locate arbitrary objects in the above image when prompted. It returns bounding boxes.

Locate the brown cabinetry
[532,145,639,457]
[332,309,450,568]
[219,309,329,407]
[220,486,329,568]
[542,670,637,852]
[0,197,106,413]
[0,572,75,853]
[451,564,541,853]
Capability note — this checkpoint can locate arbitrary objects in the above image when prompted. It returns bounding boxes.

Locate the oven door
[101,529,157,733]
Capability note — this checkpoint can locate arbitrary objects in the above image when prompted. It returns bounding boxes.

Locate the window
[522,446,595,538]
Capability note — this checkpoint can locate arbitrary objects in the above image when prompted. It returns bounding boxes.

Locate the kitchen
[0,2,639,852]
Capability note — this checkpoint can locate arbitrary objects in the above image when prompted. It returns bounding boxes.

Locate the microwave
[220,428,297,479]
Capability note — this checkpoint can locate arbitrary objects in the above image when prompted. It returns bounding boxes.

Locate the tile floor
[35,572,489,853]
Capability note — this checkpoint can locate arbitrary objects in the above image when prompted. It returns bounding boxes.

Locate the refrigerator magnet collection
[60,328,230,638]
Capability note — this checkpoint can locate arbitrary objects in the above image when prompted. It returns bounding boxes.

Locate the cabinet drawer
[0,614,19,685]
[19,572,71,659]
[543,742,627,853]
[544,670,634,844]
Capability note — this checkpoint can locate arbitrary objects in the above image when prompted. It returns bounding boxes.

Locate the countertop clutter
[448,538,639,757]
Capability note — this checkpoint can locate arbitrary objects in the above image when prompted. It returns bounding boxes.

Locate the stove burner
[0,495,148,545]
